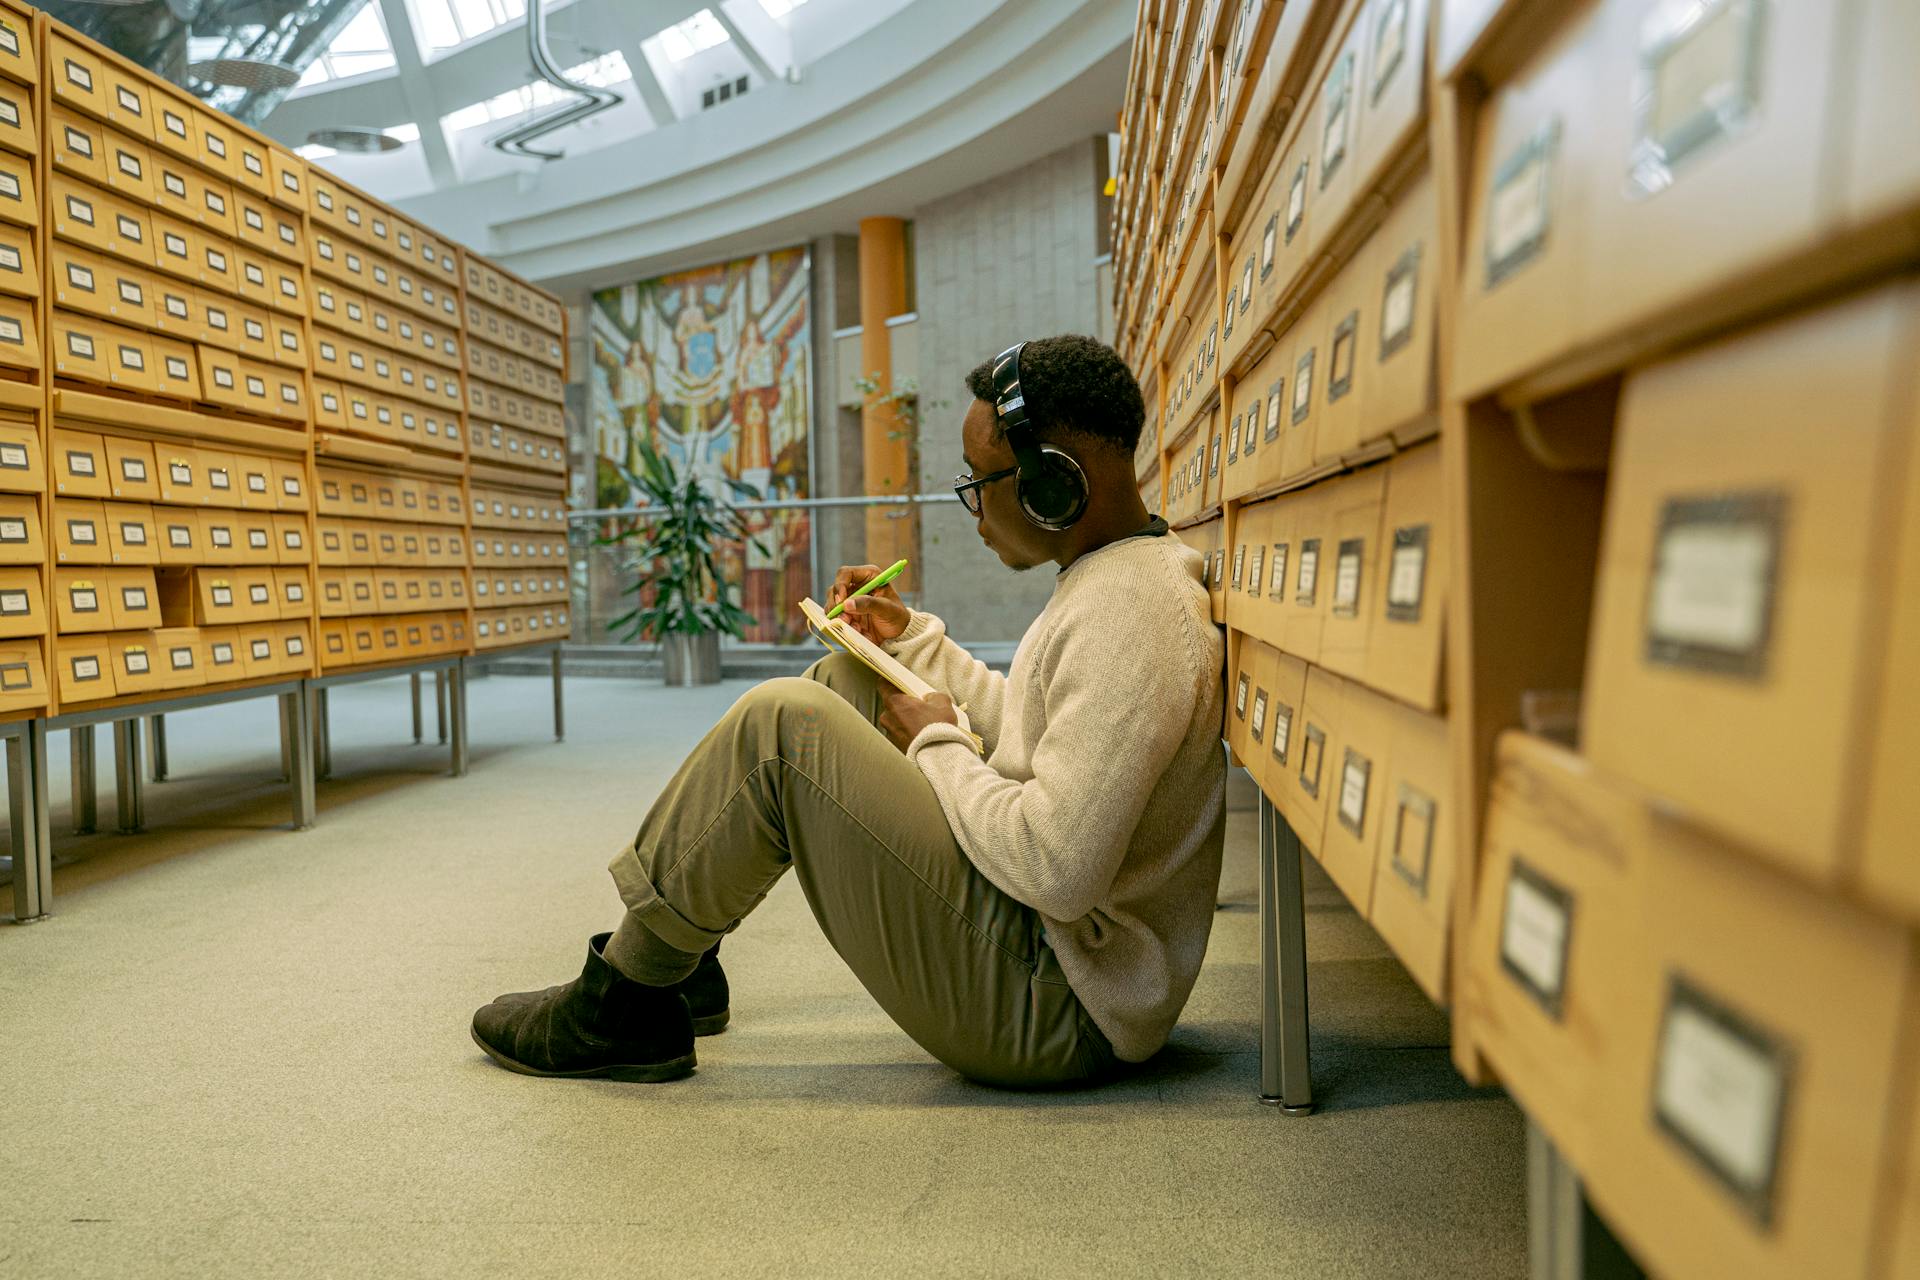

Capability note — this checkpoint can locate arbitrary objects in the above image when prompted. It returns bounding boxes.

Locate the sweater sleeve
[883,609,1006,752]
[906,593,1201,922]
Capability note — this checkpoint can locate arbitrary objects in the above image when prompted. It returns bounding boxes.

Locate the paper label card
[167,525,192,547]
[1296,539,1321,605]
[1236,672,1250,718]
[71,656,100,681]
[212,643,234,664]
[1645,491,1783,679]
[0,25,18,56]
[69,520,97,545]
[1487,120,1561,288]
[0,589,24,614]
[1333,538,1364,617]
[0,246,17,273]
[1232,546,1246,589]
[3,517,33,543]
[121,522,147,545]
[124,649,149,674]
[211,585,233,606]
[1652,975,1793,1225]
[1247,545,1264,596]
[1269,543,1290,600]
[1298,723,1326,798]
[1320,51,1354,187]
[1630,0,1764,198]
[1499,858,1575,1020]
[69,587,98,612]
[1292,350,1315,423]
[1387,525,1430,622]
[1243,402,1261,453]
[122,587,148,610]
[1381,246,1421,360]
[169,463,192,485]
[170,647,194,670]
[1286,162,1309,243]
[1337,748,1371,837]
[0,444,22,469]
[252,640,272,660]
[1329,312,1359,401]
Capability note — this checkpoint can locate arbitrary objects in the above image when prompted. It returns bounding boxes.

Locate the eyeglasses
[953,465,1019,516]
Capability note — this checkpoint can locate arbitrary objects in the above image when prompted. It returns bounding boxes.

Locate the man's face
[961,400,1050,571]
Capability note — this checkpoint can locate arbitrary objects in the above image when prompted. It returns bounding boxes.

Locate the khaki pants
[604,652,1120,1088]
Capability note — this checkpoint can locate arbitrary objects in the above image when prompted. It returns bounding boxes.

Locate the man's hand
[878,688,959,753]
[827,564,911,644]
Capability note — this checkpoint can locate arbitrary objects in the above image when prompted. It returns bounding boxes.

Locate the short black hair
[965,334,1144,455]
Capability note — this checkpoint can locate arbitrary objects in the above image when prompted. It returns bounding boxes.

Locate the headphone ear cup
[1018,447,1090,531]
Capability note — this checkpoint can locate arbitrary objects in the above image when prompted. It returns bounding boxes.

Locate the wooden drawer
[53,498,110,565]
[1584,280,1919,888]
[0,420,40,493]
[0,149,34,228]
[0,565,44,637]
[103,500,158,565]
[52,428,110,498]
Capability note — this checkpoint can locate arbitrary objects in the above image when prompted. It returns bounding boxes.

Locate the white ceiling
[263,0,1130,297]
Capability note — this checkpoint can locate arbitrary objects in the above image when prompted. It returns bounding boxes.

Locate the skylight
[757,0,809,16]
[443,52,632,132]
[295,3,398,87]
[415,0,527,54]
[658,10,729,62]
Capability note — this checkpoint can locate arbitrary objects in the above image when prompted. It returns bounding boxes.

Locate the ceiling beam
[712,0,790,85]
[602,13,679,127]
[375,0,458,186]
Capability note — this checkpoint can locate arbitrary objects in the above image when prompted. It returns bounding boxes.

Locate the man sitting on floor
[472,333,1226,1088]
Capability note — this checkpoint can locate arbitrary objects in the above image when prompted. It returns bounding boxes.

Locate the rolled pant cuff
[604,910,705,986]
[606,839,722,983]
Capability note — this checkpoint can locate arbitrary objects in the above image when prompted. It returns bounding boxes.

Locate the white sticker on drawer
[1499,860,1573,1019]
[1653,977,1792,1222]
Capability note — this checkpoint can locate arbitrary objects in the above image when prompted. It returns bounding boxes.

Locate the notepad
[798,597,982,753]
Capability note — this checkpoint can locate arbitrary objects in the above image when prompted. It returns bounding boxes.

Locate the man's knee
[804,650,870,690]
[731,677,840,760]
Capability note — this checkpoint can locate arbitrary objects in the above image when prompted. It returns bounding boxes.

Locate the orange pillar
[858,216,915,587]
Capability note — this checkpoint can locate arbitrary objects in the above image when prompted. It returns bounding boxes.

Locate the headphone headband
[986,340,1090,532]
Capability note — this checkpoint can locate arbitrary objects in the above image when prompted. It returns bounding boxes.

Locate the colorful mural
[588,248,812,643]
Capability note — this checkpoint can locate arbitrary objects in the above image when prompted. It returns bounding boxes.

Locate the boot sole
[470,1026,697,1083]
[691,1010,730,1036]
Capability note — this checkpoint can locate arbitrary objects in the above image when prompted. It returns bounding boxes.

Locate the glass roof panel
[417,0,528,54]
[758,0,809,16]
[658,10,729,62]
[292,2,396,87]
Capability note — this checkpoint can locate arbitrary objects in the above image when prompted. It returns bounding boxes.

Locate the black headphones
[989,342,1090,531]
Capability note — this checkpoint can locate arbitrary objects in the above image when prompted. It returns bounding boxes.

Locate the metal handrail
[568,493,963,521]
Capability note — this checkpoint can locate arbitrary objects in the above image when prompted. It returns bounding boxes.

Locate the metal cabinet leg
[8,724,51,922]
[147,714,168,782]
[70,725,97,834]
[1258,793,1314,1114]
[1529,1122,1644,1279]
[551,647,564,742]
[282,689,315,830]
[279,701,293,782]
[435,669,447,744]
[112,719,144,834]
[411,672,423,743]
[313,687,332,780]
[449,660,468,777]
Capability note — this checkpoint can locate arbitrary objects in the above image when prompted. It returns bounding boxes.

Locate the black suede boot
[471,933,695,1082]
[669,937,730,1036]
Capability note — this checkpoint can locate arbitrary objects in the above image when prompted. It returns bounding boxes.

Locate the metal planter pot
[661,631,722,686]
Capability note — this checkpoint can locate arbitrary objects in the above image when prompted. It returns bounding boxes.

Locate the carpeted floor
[1,672,1526,1278]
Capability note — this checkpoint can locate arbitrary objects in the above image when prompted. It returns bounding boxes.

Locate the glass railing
[566,493,960,646]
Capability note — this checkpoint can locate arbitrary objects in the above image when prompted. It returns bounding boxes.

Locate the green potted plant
[599,434,765,686]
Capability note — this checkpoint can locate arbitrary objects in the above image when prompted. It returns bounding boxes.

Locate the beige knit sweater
[888,532,1226,1062]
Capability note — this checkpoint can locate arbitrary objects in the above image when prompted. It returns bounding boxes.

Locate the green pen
[826,559,908,619]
